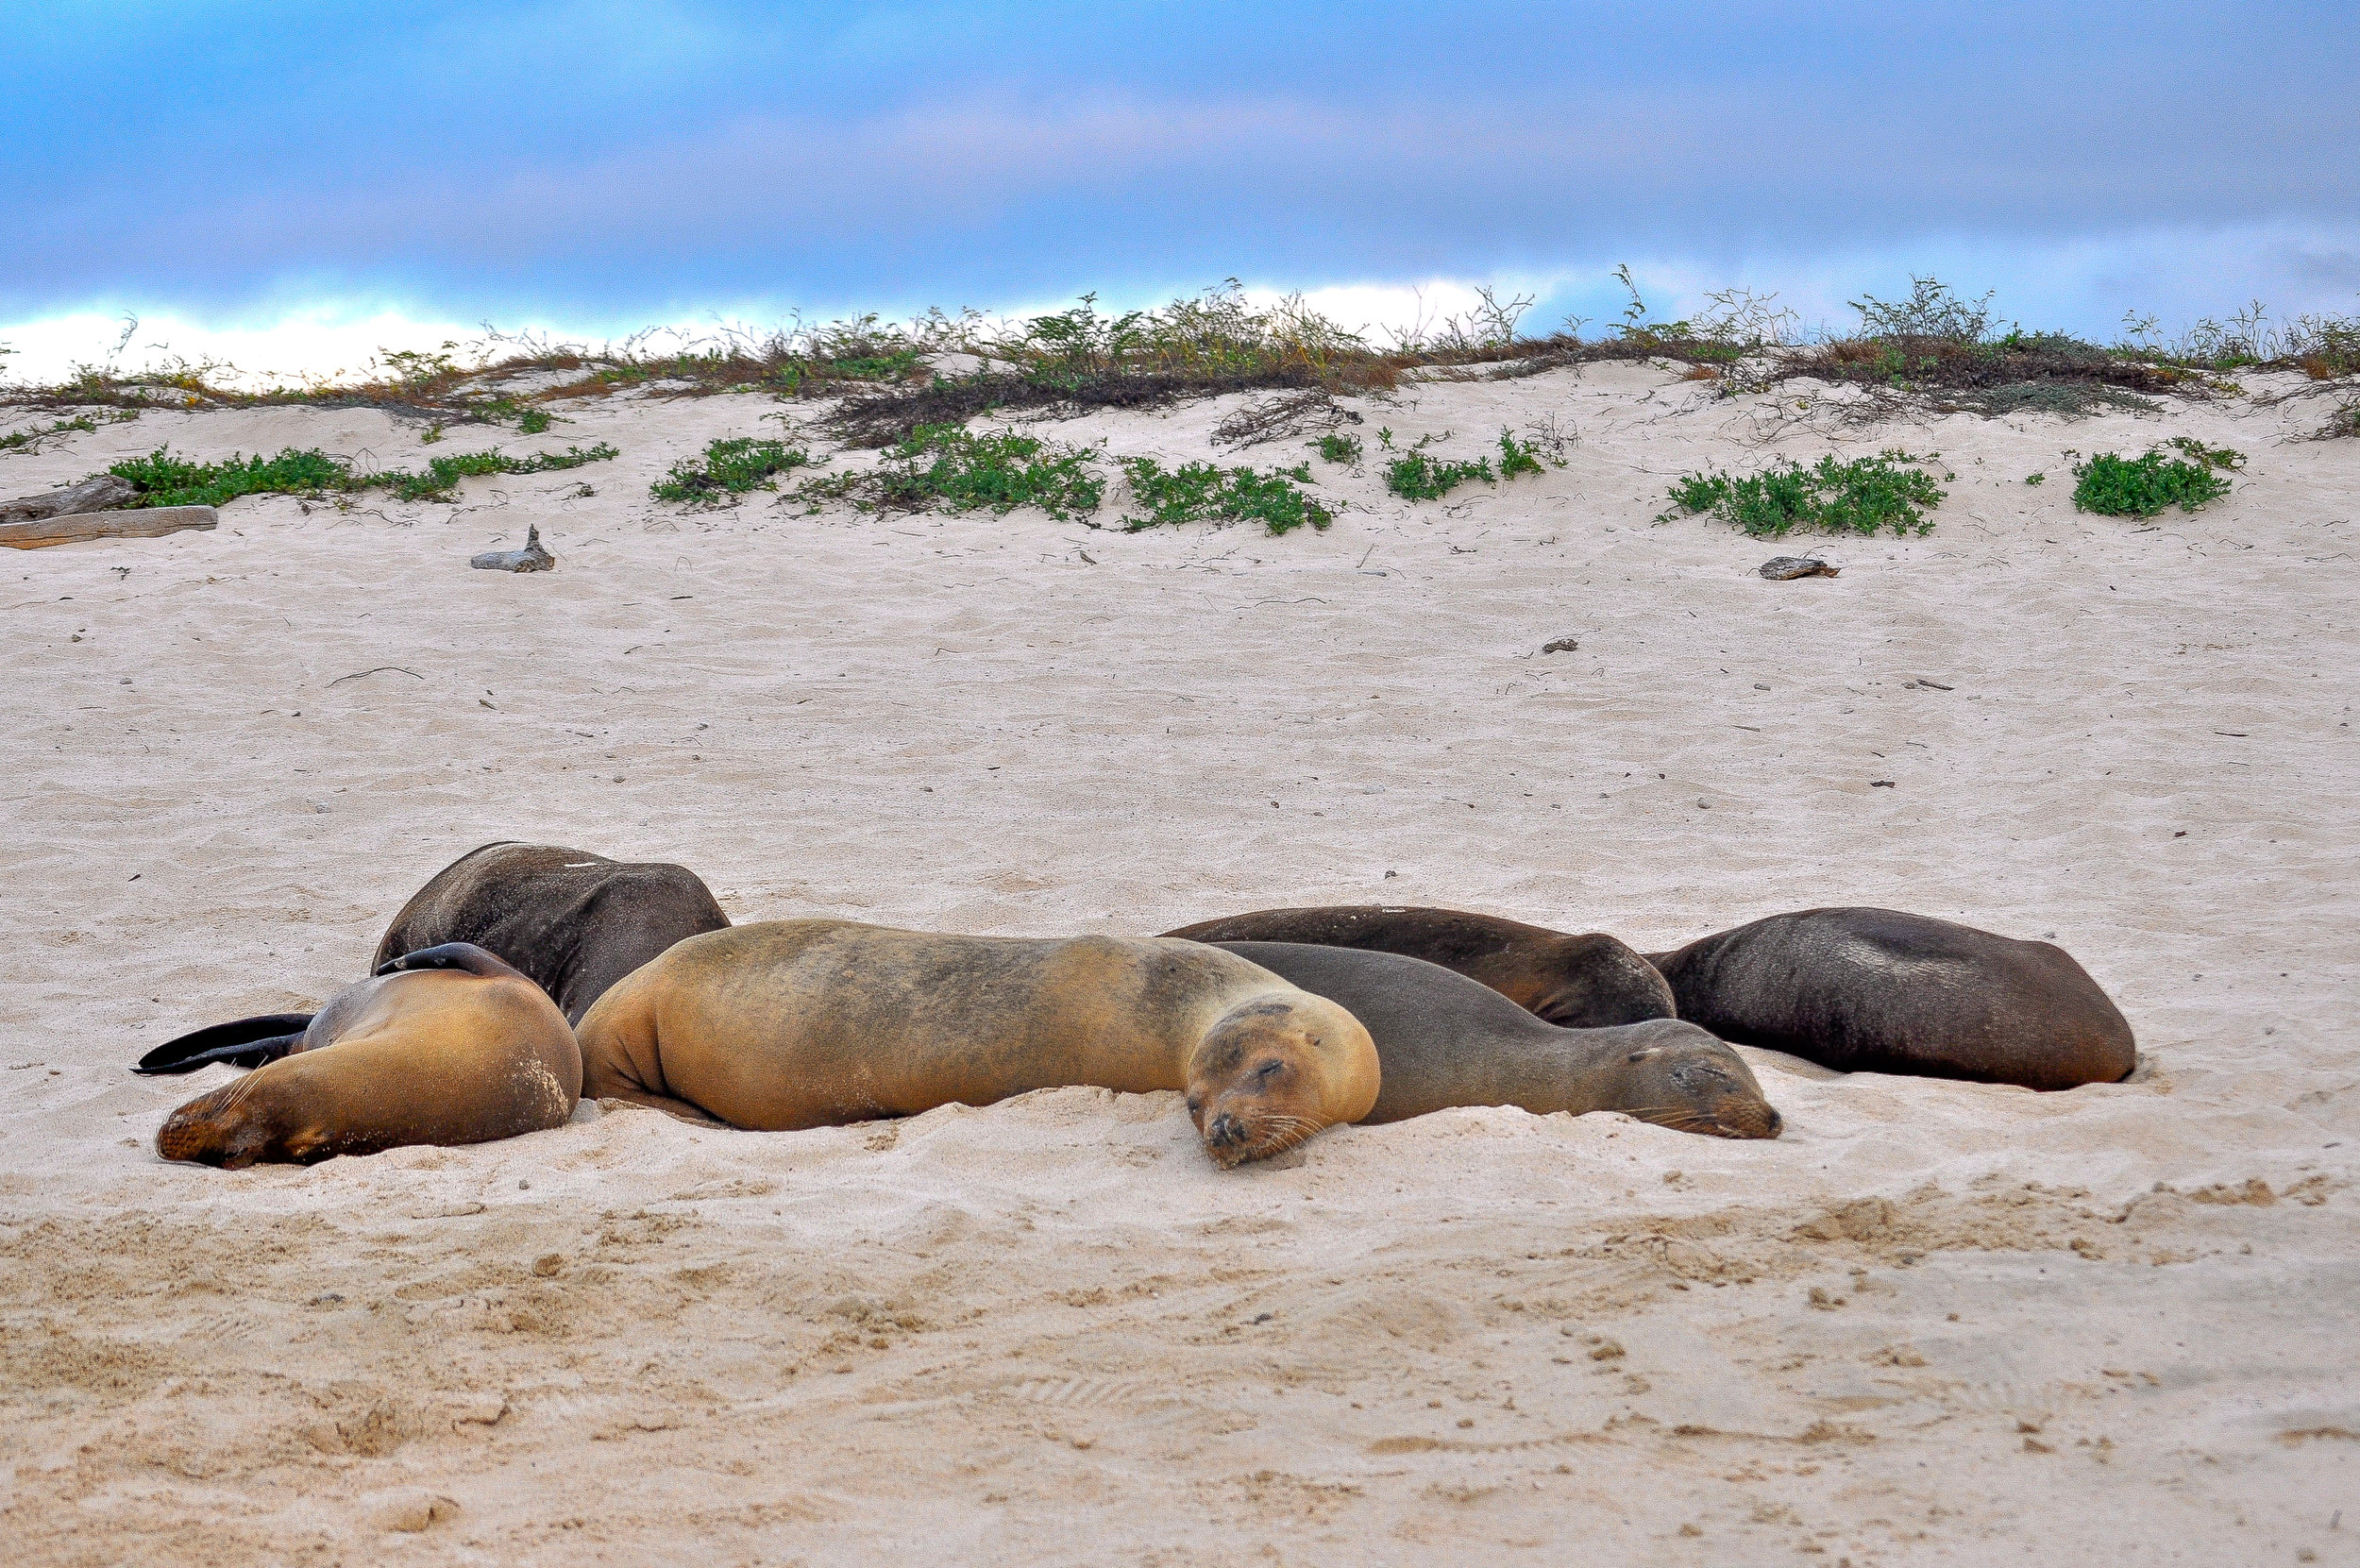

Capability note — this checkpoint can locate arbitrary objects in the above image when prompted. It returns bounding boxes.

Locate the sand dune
[2,362,2353,1563]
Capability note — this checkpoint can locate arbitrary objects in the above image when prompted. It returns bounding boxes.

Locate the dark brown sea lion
[1162,905,1675,1027]
[153,944,580,1168]
[372,842,731,1022]
[573,920,1381,1168]
[1210,941,1779,1138]
[1644,907,2136,1090]
[134,842,731,1077]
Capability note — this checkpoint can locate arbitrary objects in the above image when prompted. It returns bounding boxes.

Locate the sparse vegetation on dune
[1662,451,1949,537]
[107,442,619,508]
[649,437,812,504]
[790,424,1106,521]
[2070,439,2242,517]
[1117,457,1332,535]
[10,278,2354,525]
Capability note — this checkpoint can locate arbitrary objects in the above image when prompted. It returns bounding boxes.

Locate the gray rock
[0,473,137,525]
[470,523,555,572]
[1758,556,1839,580]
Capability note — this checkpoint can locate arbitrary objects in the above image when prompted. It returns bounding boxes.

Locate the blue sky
[3,1,2355,377]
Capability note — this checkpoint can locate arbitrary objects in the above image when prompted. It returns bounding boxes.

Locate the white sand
[2,365,2354,1564]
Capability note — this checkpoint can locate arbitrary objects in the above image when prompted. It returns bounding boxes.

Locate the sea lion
[133,842,730,1076]
[1210,941,1779,1138]
[574,919,1381,1167]
[1162,905,1675,1027]
[153,943,580,1168]
[1645,907,2136,1090]
[372,842,731,1022]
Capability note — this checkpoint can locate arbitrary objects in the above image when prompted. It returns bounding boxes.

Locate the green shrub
[2069,446,2237,516]
[1663,451,1946,536]
[1119,457,1333,535]
[1314,430,1362,464]
[107,442,618,508]
[1385,450,1494,501]
[868,424,1104,519]
[1496,429,1556,479]
[650,436,812,503]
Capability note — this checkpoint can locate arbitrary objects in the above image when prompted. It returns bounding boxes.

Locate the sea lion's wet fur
[373,841,731,1023]
[155,945,580,1168]
[1213,941,1779,1138]
[575,920,1380,1167]
[1163,905,1675,1027]
[1646,906,2136,1090]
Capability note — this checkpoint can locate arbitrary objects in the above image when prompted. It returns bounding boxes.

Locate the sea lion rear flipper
[135,1014,314,1075]
[374,942,517,979]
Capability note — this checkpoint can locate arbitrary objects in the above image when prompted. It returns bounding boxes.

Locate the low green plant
[107,442,618,508]
[1496,429,1557,479]
[867,424,1104,519]
[2069,447,2235,516]
[650,437,812,503]
[1384,450,1493,501]
[2164,435,2246,470]
[0,410,138,454]
[1663,451,1946,537]
[2025,471,2046,486]
[1314,430,1362,464]
[1118,457,1333,535]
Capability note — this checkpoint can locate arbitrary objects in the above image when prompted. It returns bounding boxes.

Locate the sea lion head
[1606,1021,1782,1139]
[155,1069,320,1168]
[1185,994,1381,1169]
[161,1067,349,1161]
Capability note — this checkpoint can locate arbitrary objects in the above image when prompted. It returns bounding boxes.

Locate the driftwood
[469,523,555,572]
[0,474,138,525]
[1758,556,1840,580]
[0,505,217,550]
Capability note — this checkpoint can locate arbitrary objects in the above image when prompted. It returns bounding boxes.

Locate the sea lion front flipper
[373,942,518,980]
[135,1014,314,1075]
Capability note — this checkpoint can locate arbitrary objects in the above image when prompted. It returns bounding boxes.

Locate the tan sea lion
[1644,907,2137,1091]
[574,919,1381,1167]
[154,944,580,1168]
[134,842,730,1077]
[1210,941,1780,1138]
[1162,905,1676,1027]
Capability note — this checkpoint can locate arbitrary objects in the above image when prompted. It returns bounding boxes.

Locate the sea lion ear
[375,942,511,978]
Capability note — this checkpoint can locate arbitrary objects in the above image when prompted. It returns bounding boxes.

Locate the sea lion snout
[157,1084,286,1168]
[1610,1025,1783,1140]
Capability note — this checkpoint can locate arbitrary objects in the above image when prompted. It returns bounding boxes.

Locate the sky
[3,1,2355,382]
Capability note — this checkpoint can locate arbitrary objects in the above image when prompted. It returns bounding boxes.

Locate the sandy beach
[2,361,2354,1564]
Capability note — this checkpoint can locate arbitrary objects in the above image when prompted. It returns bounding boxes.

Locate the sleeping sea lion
[1211,941,1779,1138]
[371,841,731,1022]
[573,919,1380,1168]
[153,943,580,1168]
[1162,905,1675,1027]
[133,841,730,1076]
[1644,907,2136,1090]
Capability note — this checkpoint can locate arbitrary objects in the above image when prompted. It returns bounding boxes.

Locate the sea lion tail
[135,1014,313,1075]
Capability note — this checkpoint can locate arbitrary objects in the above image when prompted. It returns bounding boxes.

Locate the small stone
[1542,636,1579,653]
[1759,556,1839,580]
[365,1492,461,1533]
